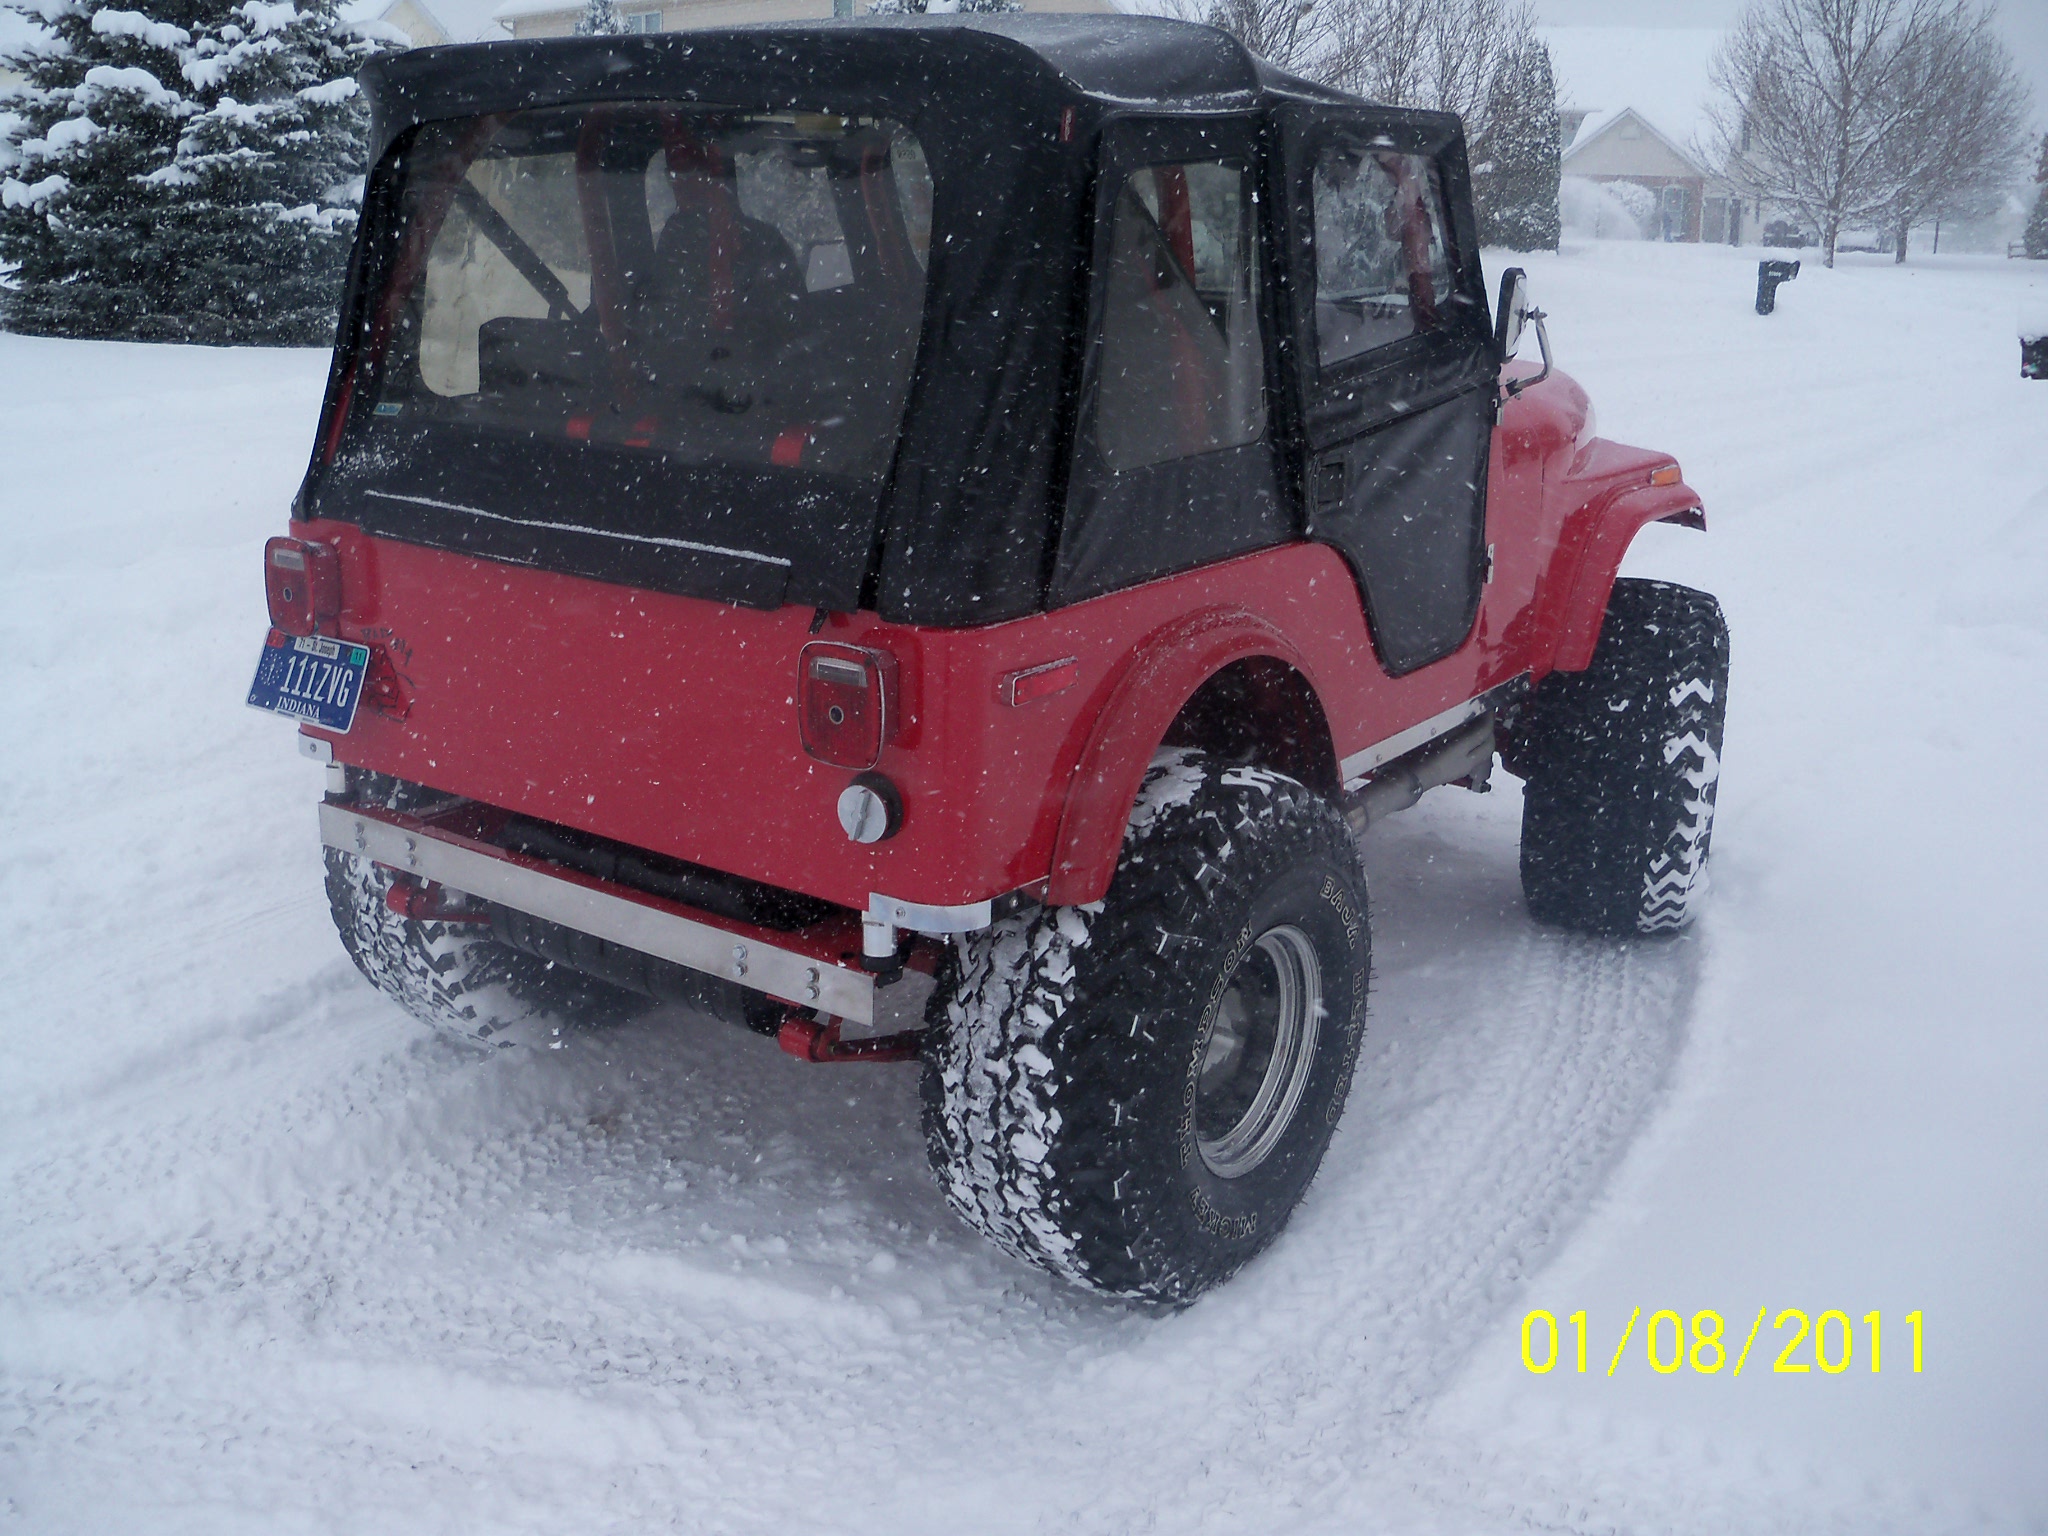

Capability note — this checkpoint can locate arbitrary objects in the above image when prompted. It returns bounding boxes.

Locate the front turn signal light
[1649,463,1683,487]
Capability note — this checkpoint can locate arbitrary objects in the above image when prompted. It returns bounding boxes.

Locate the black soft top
[357,17,1345,163]
[313,19,1465,627]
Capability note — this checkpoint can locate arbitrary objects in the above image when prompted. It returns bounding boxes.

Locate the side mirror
[1495,267,1531,357]
[1495,266,1553,398]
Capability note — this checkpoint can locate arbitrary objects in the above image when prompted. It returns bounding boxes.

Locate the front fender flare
[1547,480,1705,675]
[1046,607,1318,907]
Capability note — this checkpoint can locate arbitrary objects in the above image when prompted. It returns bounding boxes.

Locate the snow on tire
[1514,578,1730,937]
[921,750,1371,1305]
[325,773,638,1047]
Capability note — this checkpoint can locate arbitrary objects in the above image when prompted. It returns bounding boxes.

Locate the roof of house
[1540,25,1723,162]
[1562,105,1711,180]
[340,0,452,40]
[491,0,578,21]
[392,0,518,39]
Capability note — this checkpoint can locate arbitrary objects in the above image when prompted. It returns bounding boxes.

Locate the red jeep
[250,16,1727,1303]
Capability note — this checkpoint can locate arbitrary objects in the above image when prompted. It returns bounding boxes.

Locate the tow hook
[384,874,489,923]
[777,1013,922,1063]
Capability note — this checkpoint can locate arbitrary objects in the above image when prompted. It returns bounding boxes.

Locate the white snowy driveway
[3,244,2045,1533]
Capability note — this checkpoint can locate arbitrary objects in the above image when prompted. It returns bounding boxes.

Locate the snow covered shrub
[1604,180,1660,239]
[0,0,392,343]
[1559,176,1641,241]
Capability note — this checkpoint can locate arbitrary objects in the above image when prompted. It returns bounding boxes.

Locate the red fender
[1046,607,1323,906]
[1543,456,1706,676]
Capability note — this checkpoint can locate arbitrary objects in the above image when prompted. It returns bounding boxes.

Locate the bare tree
[1196,0,1325,78]
[1877,9,2032,261]
[1177,0,1536,138]
[1707,0,1997,267]
[1319,0,1536,130]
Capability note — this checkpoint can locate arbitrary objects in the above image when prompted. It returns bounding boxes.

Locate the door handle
[1314,455,1346,509]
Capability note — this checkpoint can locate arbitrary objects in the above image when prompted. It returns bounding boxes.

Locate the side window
[1312,146,1455,368]
[1094,159,1265,472]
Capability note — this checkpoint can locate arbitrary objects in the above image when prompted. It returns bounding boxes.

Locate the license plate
[247,632,370,733]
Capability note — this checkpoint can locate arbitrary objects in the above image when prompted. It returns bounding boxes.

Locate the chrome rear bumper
[319,800,878,1025]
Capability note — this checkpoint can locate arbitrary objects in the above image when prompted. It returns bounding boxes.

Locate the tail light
[265,537,341,636]
[798,641,897,770]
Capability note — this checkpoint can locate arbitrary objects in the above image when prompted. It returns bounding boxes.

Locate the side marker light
[999,657,1079,707]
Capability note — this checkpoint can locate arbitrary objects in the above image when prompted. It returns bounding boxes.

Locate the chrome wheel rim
[1195,924,1322,1179]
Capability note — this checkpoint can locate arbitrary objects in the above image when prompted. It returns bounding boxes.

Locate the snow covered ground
[2,241,2045,1534]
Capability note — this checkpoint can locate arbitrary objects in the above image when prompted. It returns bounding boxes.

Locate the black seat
[641,199,807,352]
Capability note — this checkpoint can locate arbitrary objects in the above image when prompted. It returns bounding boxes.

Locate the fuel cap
[836,772,904,844]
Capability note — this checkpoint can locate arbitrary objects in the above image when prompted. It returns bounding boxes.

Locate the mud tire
[1515,578,1730,937]
[325,774,645,1047]
[922,752,1371,1305]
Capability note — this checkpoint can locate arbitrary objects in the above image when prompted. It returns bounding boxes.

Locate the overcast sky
[1535,0,2048,132]
[410,0,2048,136]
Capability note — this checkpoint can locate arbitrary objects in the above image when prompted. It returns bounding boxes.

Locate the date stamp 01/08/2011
[1520,1308,1926,1378]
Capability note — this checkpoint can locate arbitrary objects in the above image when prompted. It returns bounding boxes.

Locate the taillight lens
[265,537,341,636]
[798,642,897,770]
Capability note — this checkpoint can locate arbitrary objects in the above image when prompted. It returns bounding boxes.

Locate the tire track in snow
[919,792,1698,1532]
[1,789,1698,1535]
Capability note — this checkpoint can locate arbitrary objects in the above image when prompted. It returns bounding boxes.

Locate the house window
[622,9,661,31]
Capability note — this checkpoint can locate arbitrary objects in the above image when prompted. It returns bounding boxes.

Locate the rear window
[364,105,932,480]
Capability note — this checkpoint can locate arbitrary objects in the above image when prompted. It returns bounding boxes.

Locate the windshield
[362,104,932,480]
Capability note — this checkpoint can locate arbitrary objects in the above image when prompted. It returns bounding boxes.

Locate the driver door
[1278,107,1498,676]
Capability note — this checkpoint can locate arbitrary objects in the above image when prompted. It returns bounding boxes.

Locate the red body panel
[296,368,1699,914]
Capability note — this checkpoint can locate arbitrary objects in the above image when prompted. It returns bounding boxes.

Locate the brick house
[1560,106,1742,244]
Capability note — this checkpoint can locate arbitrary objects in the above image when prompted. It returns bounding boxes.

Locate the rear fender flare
[1547,482,1705,675]
[1047,608,1323,907]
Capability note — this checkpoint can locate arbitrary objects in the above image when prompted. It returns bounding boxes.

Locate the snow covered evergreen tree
[1471,39,1559,252]
[2026,133,2048,261]
[572,0,623,35]
[0,0,388,343]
